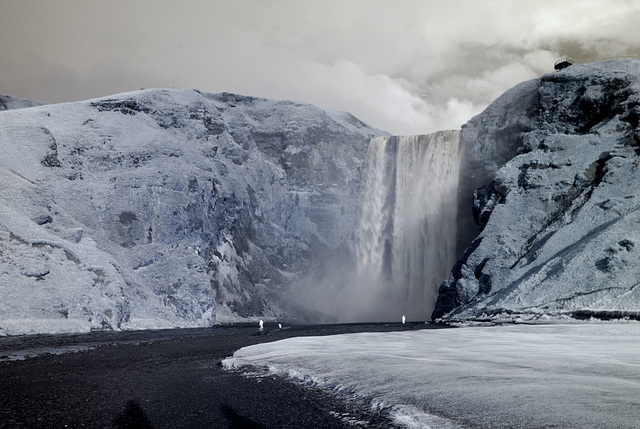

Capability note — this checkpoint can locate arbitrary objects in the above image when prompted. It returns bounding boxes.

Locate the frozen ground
[224,322,640,428]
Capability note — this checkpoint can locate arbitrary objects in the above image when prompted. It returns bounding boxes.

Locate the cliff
[0,89,385,334]
[433,59,640,322]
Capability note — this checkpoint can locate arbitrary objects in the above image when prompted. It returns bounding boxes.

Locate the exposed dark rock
[0,94,47,111]
[33,215,53,225]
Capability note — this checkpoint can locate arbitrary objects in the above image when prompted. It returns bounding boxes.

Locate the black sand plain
[0,322,441,428]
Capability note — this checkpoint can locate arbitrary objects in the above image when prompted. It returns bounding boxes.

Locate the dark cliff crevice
[431,237,484,320]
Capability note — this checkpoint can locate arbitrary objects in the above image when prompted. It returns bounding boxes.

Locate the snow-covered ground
[223,323,640,428]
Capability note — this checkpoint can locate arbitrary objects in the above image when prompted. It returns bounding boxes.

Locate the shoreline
[0,322,442,428]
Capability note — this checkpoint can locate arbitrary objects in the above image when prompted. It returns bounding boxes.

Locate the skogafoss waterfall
[355,131,461,321]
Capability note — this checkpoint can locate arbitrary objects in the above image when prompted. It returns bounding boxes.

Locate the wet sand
[0,322,441,428]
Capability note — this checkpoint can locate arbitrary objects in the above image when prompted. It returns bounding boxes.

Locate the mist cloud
[1,0,640,134]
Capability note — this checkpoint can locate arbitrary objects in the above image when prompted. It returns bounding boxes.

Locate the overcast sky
[2,0,640,134]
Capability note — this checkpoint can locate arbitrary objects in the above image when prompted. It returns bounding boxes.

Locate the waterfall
[355,131,461,321]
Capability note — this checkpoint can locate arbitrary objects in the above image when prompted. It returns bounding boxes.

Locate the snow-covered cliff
[0,89,385,335]
[434,59,640,322]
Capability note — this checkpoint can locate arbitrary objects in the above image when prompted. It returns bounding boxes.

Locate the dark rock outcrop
[0,94,47,111]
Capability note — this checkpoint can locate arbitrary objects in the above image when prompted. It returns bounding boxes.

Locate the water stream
[355,131,461,321]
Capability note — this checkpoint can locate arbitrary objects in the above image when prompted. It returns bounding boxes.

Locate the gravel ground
[0,322,441,428]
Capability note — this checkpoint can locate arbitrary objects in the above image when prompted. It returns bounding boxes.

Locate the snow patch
[224,323,640,429]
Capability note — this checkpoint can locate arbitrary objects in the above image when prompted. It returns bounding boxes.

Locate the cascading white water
[355,131,461,321]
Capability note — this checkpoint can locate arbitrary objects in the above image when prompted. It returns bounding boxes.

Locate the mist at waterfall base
[294,131,461,323]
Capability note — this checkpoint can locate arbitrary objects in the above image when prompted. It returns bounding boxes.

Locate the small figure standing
[402,315,406,324]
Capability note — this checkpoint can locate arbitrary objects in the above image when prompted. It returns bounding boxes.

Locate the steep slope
[0,89,385,335]
[434,59,640,321]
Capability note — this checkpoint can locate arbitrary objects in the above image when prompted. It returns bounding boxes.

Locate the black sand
[0,322,440,428]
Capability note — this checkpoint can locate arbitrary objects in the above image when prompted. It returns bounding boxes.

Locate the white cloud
[442,98,484,130]
[2,1,640,134]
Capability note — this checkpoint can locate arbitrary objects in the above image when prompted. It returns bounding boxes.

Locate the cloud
[2,1,640,134]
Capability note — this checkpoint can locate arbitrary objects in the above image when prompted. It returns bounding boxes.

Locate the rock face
[433,59,640,322]
[0,89,385,335]
[0,94,47,111]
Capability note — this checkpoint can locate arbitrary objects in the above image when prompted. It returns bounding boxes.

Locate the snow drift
[0,89,385,335]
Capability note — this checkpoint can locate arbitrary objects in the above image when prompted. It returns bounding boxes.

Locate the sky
[2,1,640,135]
